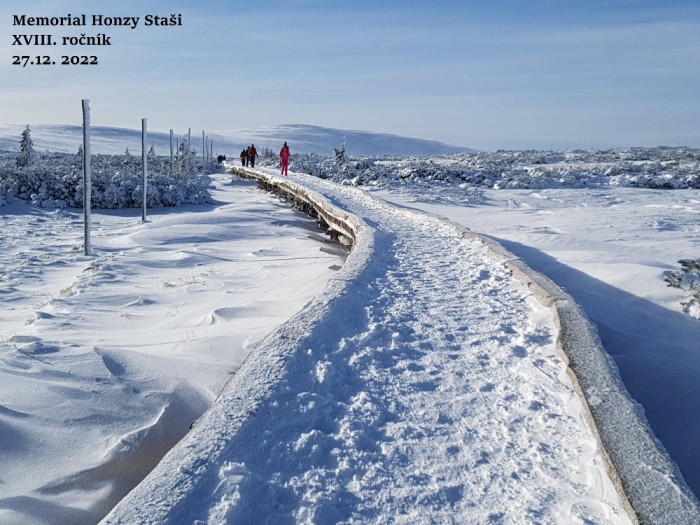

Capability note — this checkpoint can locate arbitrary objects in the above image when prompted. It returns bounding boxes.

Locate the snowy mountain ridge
[0,123,474,157]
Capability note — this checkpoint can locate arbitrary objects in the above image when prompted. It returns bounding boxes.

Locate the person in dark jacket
[240,149,247,166]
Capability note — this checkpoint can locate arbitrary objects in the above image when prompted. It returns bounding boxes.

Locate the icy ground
[103,170,636,524]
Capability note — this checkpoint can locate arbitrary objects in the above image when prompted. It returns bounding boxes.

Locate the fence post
[202,130,206,174]
[169,128,174,175]
[82,99,92,256]
[142,118,148,222]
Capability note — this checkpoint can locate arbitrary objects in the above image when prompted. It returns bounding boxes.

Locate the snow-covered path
[105,171,633,524]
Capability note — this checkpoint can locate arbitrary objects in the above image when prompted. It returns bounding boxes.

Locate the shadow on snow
[492,236,700,497]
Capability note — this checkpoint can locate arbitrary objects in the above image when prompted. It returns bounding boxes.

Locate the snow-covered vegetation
[3,123,697,210]
[666,258,700,318]
[257,146,700,198]
[0,141,213,209]
[15,124,37,168]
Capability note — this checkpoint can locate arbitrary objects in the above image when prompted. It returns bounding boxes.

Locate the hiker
[247,144,258,168]
[240,149,247,166]
[279,142,291,176]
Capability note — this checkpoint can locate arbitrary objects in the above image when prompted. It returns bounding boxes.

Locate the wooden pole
[169,128,174,175]
[82,99,92,256]
[202,130,206,174]
[142,118,148,222]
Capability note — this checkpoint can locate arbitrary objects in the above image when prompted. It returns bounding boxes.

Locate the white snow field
[101,168,698,525]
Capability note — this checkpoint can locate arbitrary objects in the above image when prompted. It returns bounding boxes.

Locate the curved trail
[103,172,632,524]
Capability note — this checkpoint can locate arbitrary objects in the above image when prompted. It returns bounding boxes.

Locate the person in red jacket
[279,142,291,176]
[247,144,258,168]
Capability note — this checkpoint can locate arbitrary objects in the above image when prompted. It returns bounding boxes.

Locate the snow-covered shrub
[278,146,700,193]
[665,259,700,319]
[260,147,276,161]
[0,149,212,209]
[333,138,347,165]
[0,178,9,205]
[177,138,197,175]
[3,144,699,209]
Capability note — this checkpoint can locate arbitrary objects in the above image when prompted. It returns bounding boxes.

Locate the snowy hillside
[0,123,473,157]
[229,124,475,156]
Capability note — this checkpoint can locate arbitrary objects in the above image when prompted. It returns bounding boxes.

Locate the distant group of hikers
[240,145,258,167]
[239,142,291,176]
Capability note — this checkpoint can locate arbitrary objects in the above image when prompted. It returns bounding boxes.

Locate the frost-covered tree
[148,145,158,164]
[16,125,37,167]
[76,144,83,159]
[665,258,700,319]
[333,137,347,165]
[147,145,163,172]
[177,137,196,175]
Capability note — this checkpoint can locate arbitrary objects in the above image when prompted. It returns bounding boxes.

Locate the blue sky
[2,0,699,150]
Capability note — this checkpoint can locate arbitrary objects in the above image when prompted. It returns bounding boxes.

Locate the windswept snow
[0,174,345,524]
[103,170,635,524]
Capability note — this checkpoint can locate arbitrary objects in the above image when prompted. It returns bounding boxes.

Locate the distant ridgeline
[0,124,474,156]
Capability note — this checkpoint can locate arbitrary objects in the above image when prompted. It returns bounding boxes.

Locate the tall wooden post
[169,128,174,174]
[81,99,92,256]
[202,130,206,174]
[142,118,148,222]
